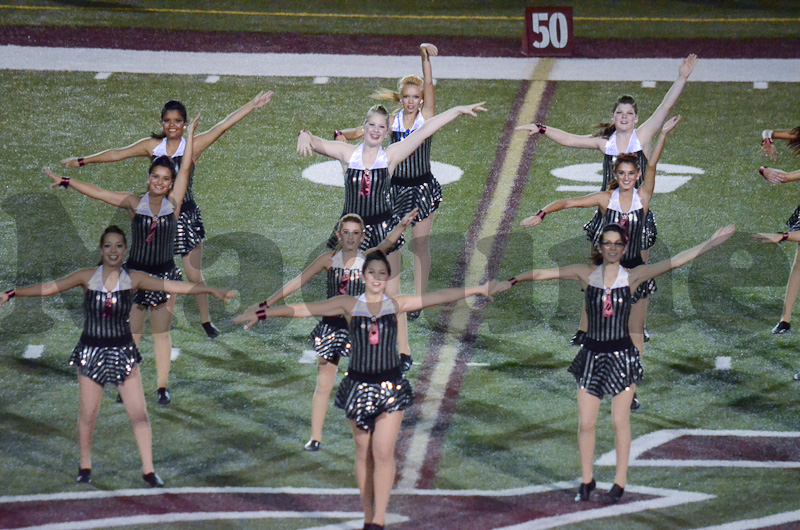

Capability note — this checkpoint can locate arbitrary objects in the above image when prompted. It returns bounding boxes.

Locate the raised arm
[419,43,437,119]
[520,192,608,227]
[516,123,605,151]
[233,296,353,330]
[191,91,273,159]
[44,168,138,214]
[297,130,356,163]
[639,115,681,200]
[386,102,486,171]
[61,137,155,168]
[170,114,199,209]
[372,208,418,254]
[131,271,235,301]
[629,225,735,288]
[759,166,800,186]
[637,54,697,144]
[0,269,91,307]
[395,281,493,314]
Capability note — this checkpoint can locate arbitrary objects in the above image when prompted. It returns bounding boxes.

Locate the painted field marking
[93,72,111,79]
[465,362,490,367]
[552,162,702,194]
[596,429,800,468]
[641,80,657,88]
[397,59,555,490]
[715,356,732,370]
[0,482,712,530]
[170,348,181,361]
[691,509,800,530]
[313,76,330,84]
[753,81,769,89]
[302,160,463,187]
[205,74,220,83]
[23,344,44,359]
[298,349,318,364]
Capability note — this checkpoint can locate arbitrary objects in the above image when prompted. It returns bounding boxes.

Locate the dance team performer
[0,226,234,487]
[758,125,800,335]
[239,208,418,452]
[297,101,487,364]
[61,91,273,338]
[46,115,202,405]
[337,43,442,319]
[234,250,495,530]
[494,223,734,503]
[517,54,697,344]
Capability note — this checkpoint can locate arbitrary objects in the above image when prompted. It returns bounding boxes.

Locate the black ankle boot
[605,483,624,504]
[575,478,595,501]
[76,467,92,484]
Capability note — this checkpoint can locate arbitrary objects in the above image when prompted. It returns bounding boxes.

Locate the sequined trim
[334,373,413,432]
[69,341,142,386]
[568,343,643,399]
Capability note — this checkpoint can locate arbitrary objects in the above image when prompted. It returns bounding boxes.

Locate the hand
[212,289,237,302]
[187,114,201,136]
[252,90,274,109]
[761,141,778,161]
[679,53,698,79]
[709,225,735,247]
[760,166,786,186]
[490,280,513,296]
[420,43,438,58]
[0,292,10,308]
[232,311,259,330]
[662,115,682,134]
[753,233,784,244]
[400,208,419,227]
[481,280,497,302]
[458,102,487,117]
[43,168,67,188]
[297,130,313,157]
[515,124,542,136]
[60,157,81,168]
[520,214,543,228]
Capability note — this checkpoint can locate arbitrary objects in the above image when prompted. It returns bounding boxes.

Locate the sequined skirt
[391,171,443,223]
[583,209,658,251]
[175,202,205,256]
[787,204,800,232]
[69,340,142,386]
[308,317,351,364]
[334,369,413,432]
[621,256,657,303]
[568,337,643,399]
[131,265,183,307]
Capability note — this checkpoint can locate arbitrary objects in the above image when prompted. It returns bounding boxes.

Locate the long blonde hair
[371,75,424,111]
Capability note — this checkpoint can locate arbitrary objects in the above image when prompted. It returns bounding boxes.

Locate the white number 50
[531,12,568,49]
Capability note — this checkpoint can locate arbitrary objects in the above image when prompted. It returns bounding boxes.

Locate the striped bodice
[390,111,432,179]
[348,294,399,373]
[126,194,176,272]
[342,144,393,220]
[151,137,196,206]
[80,267,134,346]
[598,188,646,260]
[326,250,366,299]
[585,266,633,343]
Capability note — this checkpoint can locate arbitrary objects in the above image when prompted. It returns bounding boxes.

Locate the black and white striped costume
[326,144,403,252]
[152,137,205,256]
[589,130,657,250]
[389,111,442,223]
[334,294,413,431]
[786,206,800,232]
[69,267,142,386]
[307,250,365,364]
[568,266,643,398]
[124,193,182,307]
[584,188,656,303]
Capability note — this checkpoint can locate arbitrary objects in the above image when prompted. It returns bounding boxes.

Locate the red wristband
[334,130,343,139]
[781,232,790,242]
[536,123,546,134]
[4,289,15,299]
[256,309,267,321]
[77,157,85,167]
[508,278,518,286]
[535,209,546,220]
[258,301,269,309]
[59,177,70,188]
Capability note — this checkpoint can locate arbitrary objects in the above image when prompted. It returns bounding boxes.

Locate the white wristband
[762,129,774,140]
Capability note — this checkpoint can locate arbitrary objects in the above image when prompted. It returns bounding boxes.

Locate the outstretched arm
[637,54,697,144]
[629,225,735,288]
[243,252,332,313]
[420,43,437,119]
[0,269,90,307]
[492,264,590,295]
[191,91,273,159]
[233,296,353,330]
[520,193,608,227]
[759,166,800,186]
[515,123,605,151]
[395,281,494,313]
[297,130,355,162]
[61,137,155,167]
[373,208,418,254]
[170,114,200,208]
[386,102,486,170]
[754,231,800,244]
[639,115,681,200]
[131,271,235,301]
[44,168,138,214]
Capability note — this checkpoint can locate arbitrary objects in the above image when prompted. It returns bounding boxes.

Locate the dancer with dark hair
[0,226,233,487]
[494,223,734,504]
[61,92,273,338]
[234,251,494,530]
[46,115,204,404]
[239,208,417,452]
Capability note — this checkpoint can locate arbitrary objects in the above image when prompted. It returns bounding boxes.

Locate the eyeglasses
[599,241,626,248]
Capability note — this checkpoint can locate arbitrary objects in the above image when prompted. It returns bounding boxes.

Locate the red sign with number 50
[523,7,574,56]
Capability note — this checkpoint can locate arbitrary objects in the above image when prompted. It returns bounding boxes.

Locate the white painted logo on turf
[302,160,463,187]
[551,162,703,194]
